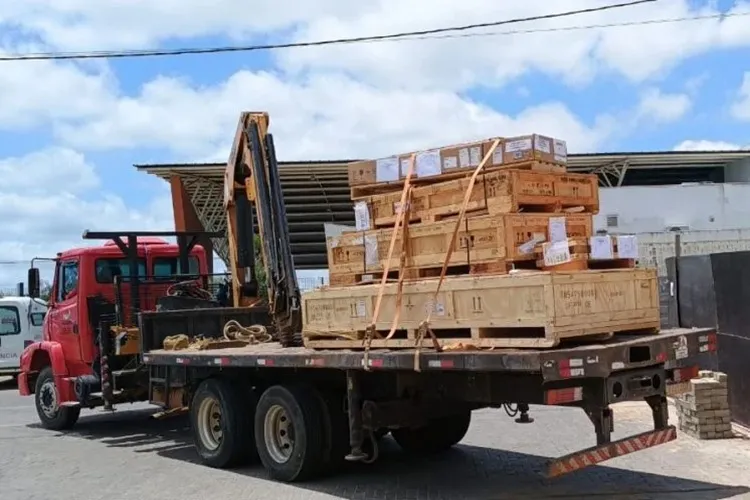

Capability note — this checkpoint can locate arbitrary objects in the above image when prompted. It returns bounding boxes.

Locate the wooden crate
[349,160,566,199]
[327,213,593,285]
[302,268,661,349]
[357,169,599,229]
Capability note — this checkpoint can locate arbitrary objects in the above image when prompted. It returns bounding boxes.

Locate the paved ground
[2,377,750,500]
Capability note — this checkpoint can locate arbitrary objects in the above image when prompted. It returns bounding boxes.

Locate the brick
[713,372,729,383]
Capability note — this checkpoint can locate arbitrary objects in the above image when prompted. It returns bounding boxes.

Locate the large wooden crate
[302,268,661,349]
[357,169,599,228]
[327,213,593,285]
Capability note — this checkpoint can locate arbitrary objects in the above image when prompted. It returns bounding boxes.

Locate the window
[30,312,45,327]
[95,258,147,283]
[152,256,200,280]
[0,306,20,336]
[57,260,80,302]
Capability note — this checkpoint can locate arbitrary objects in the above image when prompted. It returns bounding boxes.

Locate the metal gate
[667,252,750,428]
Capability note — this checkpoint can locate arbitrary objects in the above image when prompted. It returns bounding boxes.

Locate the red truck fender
[18,341,69,396]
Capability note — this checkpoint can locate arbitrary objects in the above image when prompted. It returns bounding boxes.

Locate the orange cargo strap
[363,154,416,370]
[413,139,501,370]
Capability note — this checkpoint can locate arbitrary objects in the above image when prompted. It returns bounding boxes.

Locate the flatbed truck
[17,111,719,484]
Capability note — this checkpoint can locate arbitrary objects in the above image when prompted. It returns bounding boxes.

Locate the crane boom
[224,112,302,347]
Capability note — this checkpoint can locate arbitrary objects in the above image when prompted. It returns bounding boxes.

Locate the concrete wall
[595,183,750,234]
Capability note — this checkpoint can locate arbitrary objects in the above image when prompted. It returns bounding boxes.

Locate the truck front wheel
[190,378,258,468]
[34,367,80,431]
[255,385,326,482]
[392,410,472,454]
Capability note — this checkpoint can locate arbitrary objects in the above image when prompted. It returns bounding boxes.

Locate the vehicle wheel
[190,378,258,468]
[34,367,80,431]
[392,410,471,454]
[255,385,326,482]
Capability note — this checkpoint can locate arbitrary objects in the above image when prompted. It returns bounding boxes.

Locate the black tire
[392,410,471,454]
[34,367,80,430]
[190,378,258,468]
[254,385,327,482]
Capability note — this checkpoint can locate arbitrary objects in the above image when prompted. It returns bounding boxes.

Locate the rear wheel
[34,367,80,431]
[190,378,258,468]
[255,385,327,482]
[392,411,471,454]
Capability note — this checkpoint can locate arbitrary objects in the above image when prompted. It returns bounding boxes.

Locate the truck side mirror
[28,268,40,298]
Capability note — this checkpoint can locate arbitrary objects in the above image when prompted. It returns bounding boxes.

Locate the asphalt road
[2,376,750,500]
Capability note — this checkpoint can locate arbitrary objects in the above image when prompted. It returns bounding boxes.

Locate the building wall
[594,183,750,234]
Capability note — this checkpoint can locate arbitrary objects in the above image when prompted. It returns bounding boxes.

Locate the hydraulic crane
[223,112,303,347]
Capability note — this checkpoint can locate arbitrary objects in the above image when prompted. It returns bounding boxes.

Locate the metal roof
[136,150,750,269]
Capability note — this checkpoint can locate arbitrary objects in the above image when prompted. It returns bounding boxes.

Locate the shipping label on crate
[415,150,441,177]
[548,217,567,243]
[543,240,572,267]
[354,201,371,231]
[617,235,639,259]
[376,157,399,182]
[590,235,614,260]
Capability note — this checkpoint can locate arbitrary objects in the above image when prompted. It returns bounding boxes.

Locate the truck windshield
[152,256,200,280]
[0,306,20,335]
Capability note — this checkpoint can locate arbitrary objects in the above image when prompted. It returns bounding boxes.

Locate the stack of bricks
[674,370,733,440]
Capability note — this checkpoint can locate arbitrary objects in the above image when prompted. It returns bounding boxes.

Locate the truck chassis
[135,308,715,482]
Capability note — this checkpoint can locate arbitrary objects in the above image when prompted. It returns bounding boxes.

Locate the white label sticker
[518,233,546,254]
[364,235,379,266]
[617,235,639,259]
[426,300,446,316]
[536,136,552,154]
[400,157,412,177]
[416,149,441,177]
[458,148,470,167]
[543,241,572,267]
[505,138,532,152]
[356,300,366,317]
[675,335,688,359]
[553,139,568,162]
[548,217,567,243]
[376,157,399,182]
[589,235,613,260]
[469,146,482,166]
[353,201,371,231]
[612,361,625,370]
[443,155,458,170]
[492,148,504,165]
[329,236,340,249]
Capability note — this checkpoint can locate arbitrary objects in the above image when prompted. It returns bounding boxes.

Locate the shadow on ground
[27,407,750,500]
[0,377,16,391]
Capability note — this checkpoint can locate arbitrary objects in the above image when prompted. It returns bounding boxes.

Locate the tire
[34,367,80,431]
[392,410,472,454]
[190,378,258,468]
[254,385,327,482]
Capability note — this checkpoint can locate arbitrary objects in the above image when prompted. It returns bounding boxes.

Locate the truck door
[46,259,83,364]
[0,302,23,373]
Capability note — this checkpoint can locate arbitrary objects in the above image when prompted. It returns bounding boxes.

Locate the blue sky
[1,0,750,288]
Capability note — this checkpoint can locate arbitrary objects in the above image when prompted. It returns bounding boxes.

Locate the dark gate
[667,252,750,427]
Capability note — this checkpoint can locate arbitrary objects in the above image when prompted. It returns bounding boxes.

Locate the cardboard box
[348,156,401,186]
[501,135,567,165]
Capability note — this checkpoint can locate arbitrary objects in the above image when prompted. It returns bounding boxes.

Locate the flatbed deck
[142,327,715,381]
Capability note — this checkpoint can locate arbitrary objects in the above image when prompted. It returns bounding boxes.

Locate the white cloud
[55,70,614,161]
[0,148,174,286]
[636,88,692,123]
[731,71,750,121]
[674,139,749,151]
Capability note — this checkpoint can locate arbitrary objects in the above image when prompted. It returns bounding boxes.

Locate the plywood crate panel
[357,169,599,228]
[327,213,593,280]
[302,268,661,349]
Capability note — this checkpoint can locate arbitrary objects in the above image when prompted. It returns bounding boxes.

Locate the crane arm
[224,112,302,347]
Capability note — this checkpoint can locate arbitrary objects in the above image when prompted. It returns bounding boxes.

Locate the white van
[0,296,47,377]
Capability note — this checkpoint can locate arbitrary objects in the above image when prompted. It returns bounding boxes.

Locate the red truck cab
[17,236,209,428]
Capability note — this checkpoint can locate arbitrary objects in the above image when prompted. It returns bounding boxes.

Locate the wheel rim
[38,379,58,418]
[264,404,294,463]
[197,396,223,451]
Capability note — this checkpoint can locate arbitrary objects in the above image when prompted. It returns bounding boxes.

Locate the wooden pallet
[356,169,599,229]
[327,212,593,278]
[302,269,661,349]
[349,161,566,199]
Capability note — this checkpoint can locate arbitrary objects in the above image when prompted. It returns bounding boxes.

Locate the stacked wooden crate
[302,134,661,350]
